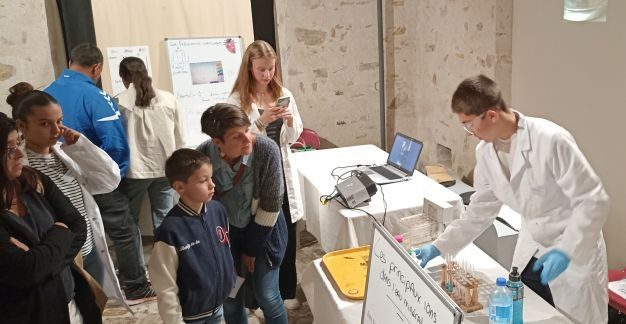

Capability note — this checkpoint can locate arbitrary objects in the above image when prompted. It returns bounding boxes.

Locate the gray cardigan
[197,135,285,260]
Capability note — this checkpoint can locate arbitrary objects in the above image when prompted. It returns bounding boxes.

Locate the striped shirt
[26,150,94,256]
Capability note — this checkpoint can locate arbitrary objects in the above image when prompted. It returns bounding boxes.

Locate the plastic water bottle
[489,277,513,324]
[507,267,524,324]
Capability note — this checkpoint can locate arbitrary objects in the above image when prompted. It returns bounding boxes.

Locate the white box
[423,196,456,226]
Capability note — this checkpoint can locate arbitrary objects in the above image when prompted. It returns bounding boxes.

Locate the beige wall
[275,0,512,178]
[91,0,254,232]
[0,0,57,116]
[91,0,254,95]
[512,0,625,269]
[396,0,512,177]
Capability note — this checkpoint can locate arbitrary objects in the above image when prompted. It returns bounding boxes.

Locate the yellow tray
[321,245,370,300]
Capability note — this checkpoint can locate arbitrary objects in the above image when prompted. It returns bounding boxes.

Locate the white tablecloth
[301,243,573,324]
[292,145,463,252]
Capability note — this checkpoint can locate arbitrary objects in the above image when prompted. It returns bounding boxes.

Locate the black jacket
[0,173,100,324]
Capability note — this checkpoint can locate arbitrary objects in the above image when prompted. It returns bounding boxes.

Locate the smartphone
[276,96,290,108]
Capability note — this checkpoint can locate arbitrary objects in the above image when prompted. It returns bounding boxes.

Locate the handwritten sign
[106,46,152,96]
[165,36,244,147]
[362,221,462,324]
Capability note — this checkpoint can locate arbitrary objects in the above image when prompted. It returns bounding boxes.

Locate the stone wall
[275,0,381,148]
[275,0,512,179]
[0,0,56,116]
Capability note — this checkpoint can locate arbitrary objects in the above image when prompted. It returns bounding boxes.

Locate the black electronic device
[335,171,378,208]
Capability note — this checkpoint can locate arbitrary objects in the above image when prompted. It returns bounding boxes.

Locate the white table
[292,145,463,252]
[301,243,573,324]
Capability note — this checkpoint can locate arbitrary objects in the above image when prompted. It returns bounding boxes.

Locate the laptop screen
[386,132,423,176]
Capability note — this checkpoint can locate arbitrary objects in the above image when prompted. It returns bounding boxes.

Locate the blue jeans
[82,245,104,285]
[119,177,174,230]
[120,177,174,272]
[223,256,287,324]
[185,307,223,324]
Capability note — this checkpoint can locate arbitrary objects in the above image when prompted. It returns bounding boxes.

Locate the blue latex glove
[532,249,570,285]
[414,244,440,268]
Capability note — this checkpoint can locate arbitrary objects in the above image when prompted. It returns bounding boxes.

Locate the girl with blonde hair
[227,40,304,311]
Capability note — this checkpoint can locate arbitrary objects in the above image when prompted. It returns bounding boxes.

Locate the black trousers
[93,189,148,290]
[521,257,555,307]
[279,190,298,299]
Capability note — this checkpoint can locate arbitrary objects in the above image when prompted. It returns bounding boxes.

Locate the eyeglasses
[6,145,23,159]
[462,112,486,135]
[6,136,23,159]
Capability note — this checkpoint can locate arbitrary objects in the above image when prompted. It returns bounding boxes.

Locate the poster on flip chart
[106,46,152,97]
[362,221,462,324]
[164,36,244,147]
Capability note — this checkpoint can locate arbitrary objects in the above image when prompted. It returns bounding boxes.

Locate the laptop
[360,132,423,184]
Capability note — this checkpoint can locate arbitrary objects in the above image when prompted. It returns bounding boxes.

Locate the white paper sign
[106,46,152,96]
[164,36,244,147]
[609,278,626,300]
[362,221,462,324]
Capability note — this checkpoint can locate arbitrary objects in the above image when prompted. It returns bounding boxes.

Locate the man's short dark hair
[451,74,508,116]
[165,149,212,185]
[69,43,103,67]
[200,103,251,140]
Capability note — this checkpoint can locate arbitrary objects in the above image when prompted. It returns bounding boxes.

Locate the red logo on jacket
[216,226,229,245]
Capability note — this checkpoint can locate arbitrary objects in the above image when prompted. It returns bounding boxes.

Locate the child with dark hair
[149,148,235,324]
[7,81,127,308]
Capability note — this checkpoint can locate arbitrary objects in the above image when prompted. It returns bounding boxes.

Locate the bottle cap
[496,277,507,286]
[394,234,404,243]
[509,266,521,282]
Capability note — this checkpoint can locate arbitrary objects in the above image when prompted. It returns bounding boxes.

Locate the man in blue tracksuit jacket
[45,43,155,303]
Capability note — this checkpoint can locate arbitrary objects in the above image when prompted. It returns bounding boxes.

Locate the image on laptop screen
[388,133,422,174]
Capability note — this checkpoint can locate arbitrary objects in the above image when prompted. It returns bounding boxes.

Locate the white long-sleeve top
[117,84,183,179]
[227,87,305,222]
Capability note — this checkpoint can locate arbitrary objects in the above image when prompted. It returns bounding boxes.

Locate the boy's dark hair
[69,43,103,67]
[165,148,212,185]
[451,74,508,116]
[200,103,251,140]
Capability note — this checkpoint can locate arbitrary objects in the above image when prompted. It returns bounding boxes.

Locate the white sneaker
[283,298,301,310]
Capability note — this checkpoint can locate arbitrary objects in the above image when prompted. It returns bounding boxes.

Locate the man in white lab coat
[415,75,609,324]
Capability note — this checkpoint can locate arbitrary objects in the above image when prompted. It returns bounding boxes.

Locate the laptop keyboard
[371,166,402,180]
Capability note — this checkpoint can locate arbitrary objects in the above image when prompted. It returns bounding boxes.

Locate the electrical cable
[332,194,381,226]
[378,183,387,226]
[330,164,374,180]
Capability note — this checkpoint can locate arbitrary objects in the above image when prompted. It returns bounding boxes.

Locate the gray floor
[103,231,324,323]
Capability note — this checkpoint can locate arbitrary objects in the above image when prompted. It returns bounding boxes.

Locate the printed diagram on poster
[106,46,152,96]
[165,36,243,147]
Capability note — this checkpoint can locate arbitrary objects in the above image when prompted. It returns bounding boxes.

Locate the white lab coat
[433,112,608,324]
[227,88,305,222]
[23,135,129,310]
